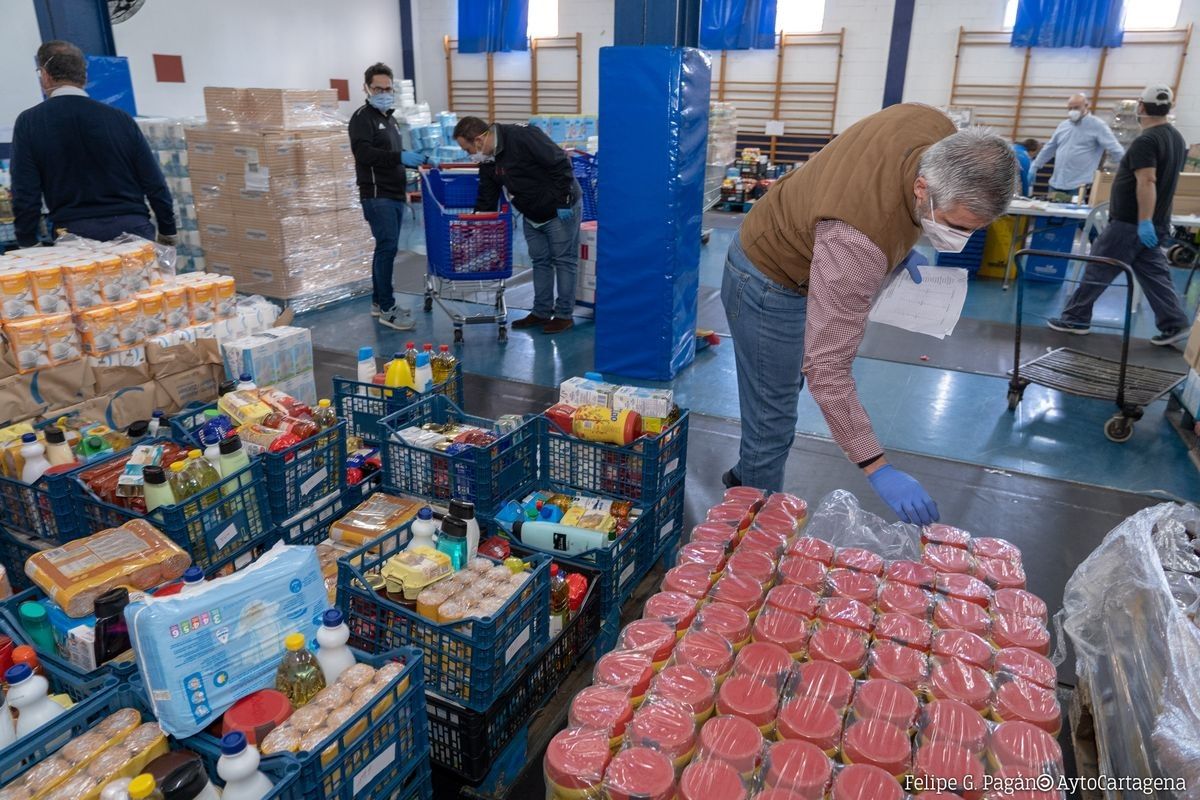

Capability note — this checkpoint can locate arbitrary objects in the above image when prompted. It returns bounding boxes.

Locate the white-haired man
[1028,93,1124,201]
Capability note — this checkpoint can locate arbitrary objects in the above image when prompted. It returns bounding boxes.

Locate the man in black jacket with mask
[349,62,430,331]
[454,116,581,334]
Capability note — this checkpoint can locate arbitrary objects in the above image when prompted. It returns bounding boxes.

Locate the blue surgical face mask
[368,92,394,112]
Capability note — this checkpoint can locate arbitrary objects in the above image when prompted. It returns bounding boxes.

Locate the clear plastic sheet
[804,490,922,562]
[1061,502,1200,791]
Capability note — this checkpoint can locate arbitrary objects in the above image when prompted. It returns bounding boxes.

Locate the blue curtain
[700,0,778,50]
[1011,0,1124,48]
[458,0,529,53]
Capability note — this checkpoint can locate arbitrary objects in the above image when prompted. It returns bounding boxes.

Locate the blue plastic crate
[187,647,430,800]
[0,525,48,594]
[277,479,375,546]
[0,462,87,544]
[394,758,434,800]
[647,477,686,567]
[379,395,538,517]
[421,169,513,281]
[540,410,689,503]
[571,150,599,223]
[0,587,140,681]
[333,363,464,446]
[338,523,550,711]
[70,440,274,571]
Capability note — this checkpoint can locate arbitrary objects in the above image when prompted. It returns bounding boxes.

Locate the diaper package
[126,543,327,737]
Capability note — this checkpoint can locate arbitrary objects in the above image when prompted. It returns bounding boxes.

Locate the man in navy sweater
[11,41,176,248]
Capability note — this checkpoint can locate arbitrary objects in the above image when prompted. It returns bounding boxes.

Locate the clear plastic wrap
[625,697,699,769]
[803,490,921,562]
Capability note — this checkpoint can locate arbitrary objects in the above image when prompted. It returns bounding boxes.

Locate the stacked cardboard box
[189,88,372,307]
[578,220,597,305]
[1091,169,1200,214]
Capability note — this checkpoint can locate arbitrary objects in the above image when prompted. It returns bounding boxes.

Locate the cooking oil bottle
[275,633,326,708]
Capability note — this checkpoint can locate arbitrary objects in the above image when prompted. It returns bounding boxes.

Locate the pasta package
[25,519,192,618]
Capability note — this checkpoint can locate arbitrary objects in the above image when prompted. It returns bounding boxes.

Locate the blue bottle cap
[239,373,252,382]
[358,346,374,360]
[20,432,35,443]
[415,352,430,366]
[220,731,247,756]
[584,371,603,381]
[183,566,204,584]
[152,410,164,419]
[5,664,32,684]
[540,505,555,520]
[323,609,344,627]
[418,507,433,520]
[393,352,405,359]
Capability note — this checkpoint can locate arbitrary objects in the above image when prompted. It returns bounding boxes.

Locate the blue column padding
[595,46,711,380]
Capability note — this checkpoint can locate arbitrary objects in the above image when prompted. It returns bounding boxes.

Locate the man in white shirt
[1028,94,1125,201]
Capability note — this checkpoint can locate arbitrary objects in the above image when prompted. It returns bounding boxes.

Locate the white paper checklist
[869,266,969,340]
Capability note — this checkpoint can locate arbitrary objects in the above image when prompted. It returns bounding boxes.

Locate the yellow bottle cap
[129,774,156,800]
[285,633,305,651]
[188,449,202,459]
[169,461,186,473]
[318,399,331,407]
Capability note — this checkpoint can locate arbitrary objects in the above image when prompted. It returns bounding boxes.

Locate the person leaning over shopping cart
[349,62,433,331]
[454,117,582,334]
[722,104,1019,524]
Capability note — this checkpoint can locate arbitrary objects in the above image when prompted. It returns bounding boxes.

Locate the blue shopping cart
[421,166,513,343]
[570,150,598,223]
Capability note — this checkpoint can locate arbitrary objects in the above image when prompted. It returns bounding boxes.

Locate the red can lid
[679,541,728,574]
[569,685,634,737]
[603,746,677,800]
[920,699,989,753]
[794,660,856,709]
[988,721,1063,772]
[696,601,753,645]
[724,486,766,505]
[993,678,1061,734]
[765,492,808,520]
[626,699,698,758]
[877,582,932,618]
[931,629,994,671]
[679,758,747,800]
[991,613,1051,656]
[752,609,809,655]
[711,573,766,615]
[728,548,779,586]
[969,537,1021,565]
[650,664,716,715]
[735,641,795,689]
[743,526,792,557]
[691,521,740,551]
[833,547,884,576]
[990,589,1048,625]
[776,695,843,751]
[828,569,879,605]
[974,556,1026,591]
[867,641,929,690]
[816,597,874,634]
[676,630,736,678]
[936,574,992,608]
[757,788,811,800]
[886,560,937,589]
[544,727,612,790]
[753,508,801,540]
[620,619,677,663]
[873,612,933,652]
[594,651,655,697]
[933,598,992,637]
[767,584,820,619]
[717,674,780,727]
[924,545,973,575]
[831,763,904,800]
[915,742,984,793]
[929,659,993,711]
[993,648,1056,690]
[707,501,755,531]
[808,625,868,673]
[922,524,972,549]
[664,564,715,599]
[779,556,828,592]
[765,739,833,795]
[842,719,913,776]
[851,678,919,728]
[699,714,766,773]
[787,537,835,565]
[643,591,700,632]
[221,689,294,745]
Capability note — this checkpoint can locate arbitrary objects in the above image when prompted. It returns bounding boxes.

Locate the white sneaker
[378,307,415,331]
[371,303,381,317]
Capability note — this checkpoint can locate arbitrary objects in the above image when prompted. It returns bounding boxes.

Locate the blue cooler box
[1023,217,1080,282]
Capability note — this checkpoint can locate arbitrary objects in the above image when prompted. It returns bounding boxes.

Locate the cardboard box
[202,87,245,126]
[1178,368,1200,418]
[155,365,223,413]
[1186,143,1200,174]
[244,88,340,129]
[221,325,313,386]
[1091,169,1200,215]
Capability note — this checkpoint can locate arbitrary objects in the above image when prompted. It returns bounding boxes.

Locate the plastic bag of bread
[26,519,191,617]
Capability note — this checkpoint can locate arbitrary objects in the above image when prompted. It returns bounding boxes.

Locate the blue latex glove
[1138,219,1159,248]
[867,464,940,525]
[557,207,574,222]
[1026,166,1037,192]
[900,250,926,284]
[401,151,427,169]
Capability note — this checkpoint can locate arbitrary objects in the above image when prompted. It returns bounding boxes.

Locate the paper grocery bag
[154,364,223,412]
[92,359,152,396]
[0,359,94,425]
[146,337,222,380]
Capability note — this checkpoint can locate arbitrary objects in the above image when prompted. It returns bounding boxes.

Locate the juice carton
[3,318,49,372]
[28,264,70,315]
[113,300,146,348]
[44,313,82,365]
[138,290,168,337]
[111,240,157,293]
[213,275,236,319]
[186,280,217,324]
[78,306,121,354]
[61,258,104,310]
[0,269,37,320]
[162,285,190,332]
[96,255,130,303]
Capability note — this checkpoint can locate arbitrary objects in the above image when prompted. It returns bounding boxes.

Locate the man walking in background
[1048,85,1190,346]
[1028,93,1124,202]
[454,116,581,334]
[1012,138,1040,195]
[349,62,430,331]
[12,41,176,247]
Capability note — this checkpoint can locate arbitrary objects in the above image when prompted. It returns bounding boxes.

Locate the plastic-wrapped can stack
[544,489,1066,800]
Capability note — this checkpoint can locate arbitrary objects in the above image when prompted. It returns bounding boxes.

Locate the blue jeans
[1060,219,1189,332]
[523,197,582,318]
[721,236,809,492]
[61,214,155,242]
[362,197,406,312]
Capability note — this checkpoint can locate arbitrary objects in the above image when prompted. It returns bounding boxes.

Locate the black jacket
[349,102,415,201]
[475,124,577,224]
[11,95,175,247]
